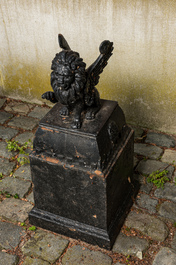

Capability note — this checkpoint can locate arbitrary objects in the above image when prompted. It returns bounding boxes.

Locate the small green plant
[28,226,36,231]
[126,254,131,264]
[6,139,32,165]
[147,169,169,189]
[6,140,19,152]
[0,173,3,178]
[173,222,176,228]
[17,156,29,165]
[20,222,26,226]
[14,193,19,199]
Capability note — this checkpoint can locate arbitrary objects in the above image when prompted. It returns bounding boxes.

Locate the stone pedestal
[29,99,137,249]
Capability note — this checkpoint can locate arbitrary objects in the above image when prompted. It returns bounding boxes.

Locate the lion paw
[85,110,95,120]
[71,118,81,129]
[60,106,69,116]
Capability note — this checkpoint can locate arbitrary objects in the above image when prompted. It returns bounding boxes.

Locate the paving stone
[112,232,149,259]
[140,183,153,194]
[0,112,13,124]
[158,201,176,222]
[0,98,6,108]
[133,174,153,194]
[114,263,125,265]
[152,247,176,265]
[161,149,176,165]
[62,245,112,265]
[125,211,168,241]
[0,252,19,265]
[0,198,33,222]
[26,192,34,204]
[4,102,32,114]
[22,230,69,263]
[135,194,158,213]
[145,132,176,148]
[0,158,15,175]
[171,232,176,250]
[0,221,25,249]
[23,256,50,265]
[14,132,34,145]
[0,141,15,159]
[0,126,18,140]
[14,164,31,180]
[136,159,174,179]
[133,127,144,139]
[134,143,163,159]
[0,177,31,198]
[154,183,176,203]
[8,116,38,130]
[28,106,49,119]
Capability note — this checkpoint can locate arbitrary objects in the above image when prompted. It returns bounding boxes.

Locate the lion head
[50,50,87,105]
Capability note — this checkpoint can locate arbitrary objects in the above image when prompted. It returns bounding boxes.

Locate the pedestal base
[29,100,138,249]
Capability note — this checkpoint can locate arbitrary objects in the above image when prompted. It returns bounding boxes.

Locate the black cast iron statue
[42,34,113,129]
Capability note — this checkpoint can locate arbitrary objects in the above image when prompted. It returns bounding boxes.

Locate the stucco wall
[0,0,176,134]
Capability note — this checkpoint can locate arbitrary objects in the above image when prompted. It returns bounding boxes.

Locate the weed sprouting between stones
[147,169,169,189]
[6,139,32,165]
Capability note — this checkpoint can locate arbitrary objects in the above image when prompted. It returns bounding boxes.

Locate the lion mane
[50,50,87,105]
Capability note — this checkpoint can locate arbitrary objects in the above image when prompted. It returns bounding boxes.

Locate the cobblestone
[135,194,158,213]
[158,201,176,222]
[0,252,19,265]
[0,177,31,198]
[14,164,31,181]
[134,143,163,159]
[0,198,33,222]
[0,157,16,175]
[62,245,112,265]
[145,132,176,148]
[125,211,169,241]
[14,132,34,145]
[0,141,15,159]
[0,126,18,140]
[171,232,176,250]
[161,149,176,165]
[0,111,13,124]
[0,98,6,108]
[22,256,50,265]
[0,221,25,249]
[22,230,69,263]
[152,247,176,265]
[136,159,174,179]
[112,232,149,259]
[154,183,176,202]
[4,101,32,114]
[8,116,38,130]
[28,106,50,119]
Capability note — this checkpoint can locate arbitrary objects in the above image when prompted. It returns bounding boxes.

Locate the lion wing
[85,40,113,92]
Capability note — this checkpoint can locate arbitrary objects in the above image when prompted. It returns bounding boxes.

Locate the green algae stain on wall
[1,63,50,104]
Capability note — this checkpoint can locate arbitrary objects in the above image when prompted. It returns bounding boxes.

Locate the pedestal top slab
[40,99,123,137]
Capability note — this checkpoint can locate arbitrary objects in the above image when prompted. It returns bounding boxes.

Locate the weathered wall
[0,0,176,134]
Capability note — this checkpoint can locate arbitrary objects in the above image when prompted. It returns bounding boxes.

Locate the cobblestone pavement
[0,97,176,265]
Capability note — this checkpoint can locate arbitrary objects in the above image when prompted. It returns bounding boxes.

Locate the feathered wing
[85,40,114,93]
[58,34,71,50]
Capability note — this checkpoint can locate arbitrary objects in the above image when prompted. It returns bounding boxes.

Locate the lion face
[51,50,87,105]
[54,64,75,91]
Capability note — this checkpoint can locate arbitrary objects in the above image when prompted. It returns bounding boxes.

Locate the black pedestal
[29,99,137,249]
